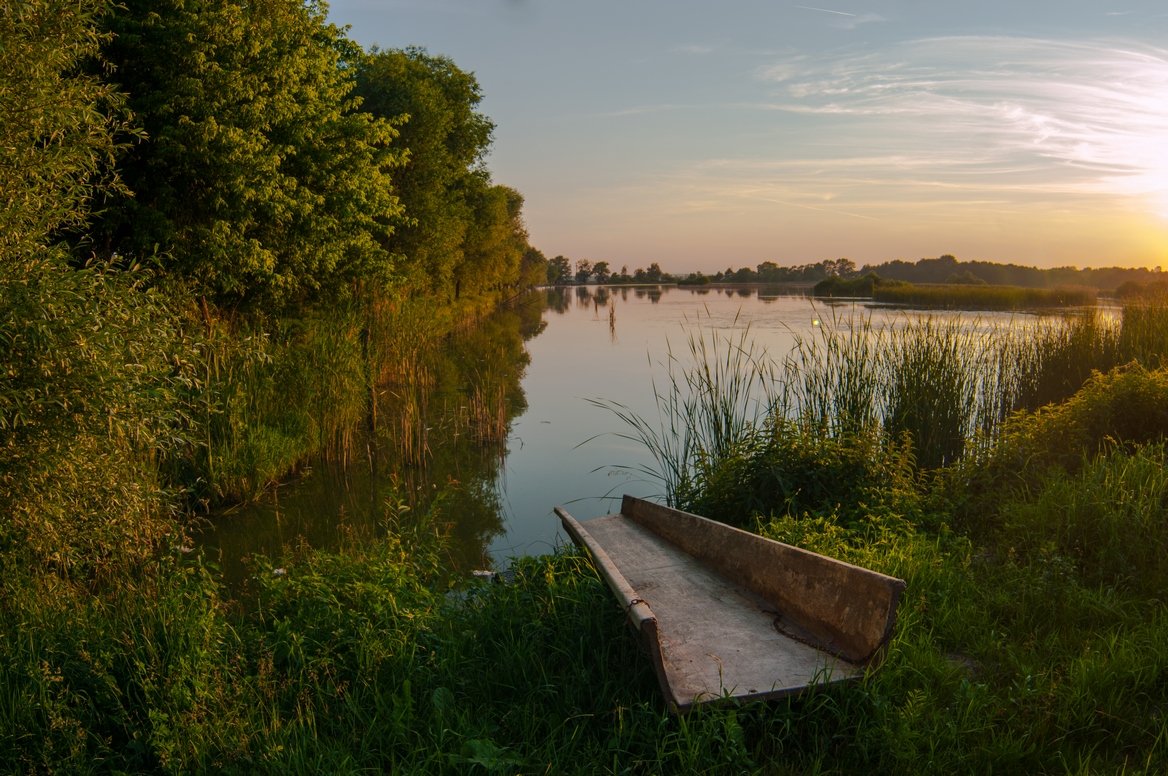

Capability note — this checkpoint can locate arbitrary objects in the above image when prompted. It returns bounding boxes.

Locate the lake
[202,284,1055,585]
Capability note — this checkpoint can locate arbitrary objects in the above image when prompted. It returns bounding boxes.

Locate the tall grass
[1119,299,1168,368]
[194,304,370,504]
[881,318,984,468]
[587,325,782,505]
[374,296,442,466]
[600,299,1168,508]
[464,370,510,445]
[1011,312,1122,412]
[784,313,1020,468]
[874,282,1097,310]
[191,289,530,501]
[782,310,882,437]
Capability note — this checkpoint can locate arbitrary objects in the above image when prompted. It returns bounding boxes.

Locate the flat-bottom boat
[555,495,906,712]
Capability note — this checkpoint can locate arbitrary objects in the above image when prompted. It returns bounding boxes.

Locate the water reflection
[203,292,546,591]
[544,286,571,314]
[203,283,844,588]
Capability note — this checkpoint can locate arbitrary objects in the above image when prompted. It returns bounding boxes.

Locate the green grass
[3,454,1167,772]
[874,282,1097,311]
[586,324,782,506]
[7,291,1168,773]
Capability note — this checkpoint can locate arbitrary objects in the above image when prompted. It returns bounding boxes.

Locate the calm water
[203,285,1048,584]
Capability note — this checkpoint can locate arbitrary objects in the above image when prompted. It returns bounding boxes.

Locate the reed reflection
[207,292,548,590]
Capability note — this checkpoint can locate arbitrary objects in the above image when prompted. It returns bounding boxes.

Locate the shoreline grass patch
[874,282,1097,311]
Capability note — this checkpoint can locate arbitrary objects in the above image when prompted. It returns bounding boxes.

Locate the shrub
[997,442,1168,598]
[679,421,921,530]
[0,261,196,580]
[948,364,1168,536]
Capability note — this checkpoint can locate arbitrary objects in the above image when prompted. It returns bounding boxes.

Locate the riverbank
[6,378,1166,772]
[6,301,1168,772]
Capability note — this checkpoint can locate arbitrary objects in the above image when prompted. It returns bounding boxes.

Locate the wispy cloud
[751,37,1168,214]
[603,35,1168,243]
[795,4,855,17]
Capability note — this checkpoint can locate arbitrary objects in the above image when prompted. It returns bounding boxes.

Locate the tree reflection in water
[204,291,548,593]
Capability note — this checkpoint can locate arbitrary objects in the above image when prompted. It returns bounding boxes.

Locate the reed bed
[782,311,882,437]
[587,324,782,505]
[604,299,1168,505]
[464,371,510,445]
[881,318,981,468]
[1119,299,1168,368]
[194,305,371,504]
[781,313,1029,469]
[873,282,1097,310]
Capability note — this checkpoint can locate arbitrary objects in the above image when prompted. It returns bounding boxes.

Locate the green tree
[592,261,611,283]
[755,261,780,282]
[575,259,593,284]
[96,0,405,309]
[547,255,572,284]
[1,0,190,576]
[355,47,493,298]
[519,246,548,289]
[0,0,132,259]
[455,179,529,299]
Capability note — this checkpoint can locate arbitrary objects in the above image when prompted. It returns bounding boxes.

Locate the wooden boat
[554,495,906,712]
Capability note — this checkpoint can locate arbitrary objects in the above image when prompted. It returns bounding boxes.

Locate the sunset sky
[328,1,1168,273]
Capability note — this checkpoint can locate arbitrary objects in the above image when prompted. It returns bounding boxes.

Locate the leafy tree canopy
[355,47,494,297]
[95,0,406,310]
[456,178,529,299]
[0,0,132,261]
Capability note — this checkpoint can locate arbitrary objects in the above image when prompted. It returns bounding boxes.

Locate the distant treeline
[556,254,1167,296]
[726,255,1165,294]
[855,254,1165,294]
[551,254,1163,294]
[546,256,667,285]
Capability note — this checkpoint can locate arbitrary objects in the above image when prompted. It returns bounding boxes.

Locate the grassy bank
[813,273,1097,311]
[6,300,1168,772]
[5,417,1166,772]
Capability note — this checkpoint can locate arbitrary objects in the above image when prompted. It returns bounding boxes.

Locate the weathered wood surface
[555,495,905,712]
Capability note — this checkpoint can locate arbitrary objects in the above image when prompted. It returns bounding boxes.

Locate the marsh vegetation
[5,1,1168,772]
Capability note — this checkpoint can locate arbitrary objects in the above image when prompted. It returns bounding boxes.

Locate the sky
[327,0,1168,273]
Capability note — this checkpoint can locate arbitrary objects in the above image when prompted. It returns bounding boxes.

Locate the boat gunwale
[555,496,906,712]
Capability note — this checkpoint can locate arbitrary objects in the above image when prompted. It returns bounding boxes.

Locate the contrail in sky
[795,5,857,16]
